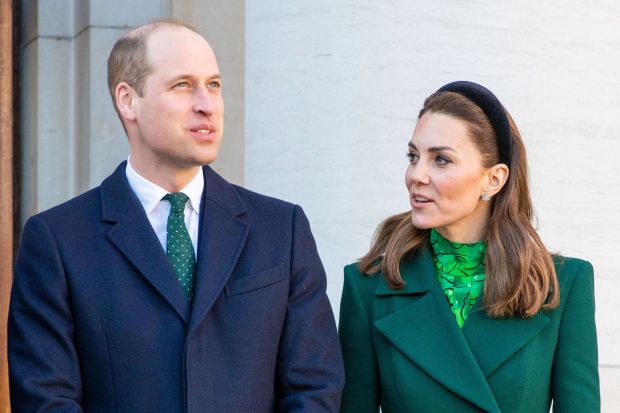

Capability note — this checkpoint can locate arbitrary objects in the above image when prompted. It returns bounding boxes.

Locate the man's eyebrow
[407,142,457,153]
[166,73,221,82]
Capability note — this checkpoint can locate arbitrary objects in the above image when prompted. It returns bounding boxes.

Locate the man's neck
[128,157,202,193]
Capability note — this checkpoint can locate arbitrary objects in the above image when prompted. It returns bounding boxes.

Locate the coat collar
[187,166,248,336]
[100,162,249,332]
[101,162,193,324]
[373,246,550,412]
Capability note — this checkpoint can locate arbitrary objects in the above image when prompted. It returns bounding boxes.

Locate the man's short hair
[107,19,199,120]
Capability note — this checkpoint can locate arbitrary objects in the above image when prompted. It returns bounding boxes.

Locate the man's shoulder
[32,185,103,225]
[230,183,296,211]
[204,166,297,218]
[31,162,129,224]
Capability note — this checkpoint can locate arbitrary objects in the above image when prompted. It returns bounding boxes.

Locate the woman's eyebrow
[428,146,456,153]
[408,142,456,153]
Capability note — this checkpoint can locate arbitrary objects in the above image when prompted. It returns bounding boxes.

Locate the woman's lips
[411,194,434,208]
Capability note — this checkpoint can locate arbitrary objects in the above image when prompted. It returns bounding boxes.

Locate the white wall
[245,1,620,410]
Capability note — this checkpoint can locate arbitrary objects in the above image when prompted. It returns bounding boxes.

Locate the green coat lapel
[462,303,550,377]
[373,248,501,413]
[372,246,553,411]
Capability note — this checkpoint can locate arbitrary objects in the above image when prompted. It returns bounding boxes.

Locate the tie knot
[164,192,190,213]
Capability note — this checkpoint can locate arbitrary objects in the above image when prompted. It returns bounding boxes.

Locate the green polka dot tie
[163,192,196,302]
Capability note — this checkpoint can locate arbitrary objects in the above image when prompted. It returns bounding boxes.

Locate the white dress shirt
[125,159,203,256]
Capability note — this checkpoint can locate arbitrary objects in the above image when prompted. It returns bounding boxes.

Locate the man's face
[129,26,224,175]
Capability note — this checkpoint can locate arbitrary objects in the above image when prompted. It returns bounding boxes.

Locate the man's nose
[193,88,215,115]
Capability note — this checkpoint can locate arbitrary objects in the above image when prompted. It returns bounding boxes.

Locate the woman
[339,81,599,413]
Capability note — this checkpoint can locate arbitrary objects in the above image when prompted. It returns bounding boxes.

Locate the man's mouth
[191,127,214,134]
[189,126,216,141]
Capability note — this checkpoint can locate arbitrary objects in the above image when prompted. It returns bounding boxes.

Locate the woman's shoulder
[552,254,595,298]
[343,261,384,295]
[344,261,378,282]
[553,255,593,279]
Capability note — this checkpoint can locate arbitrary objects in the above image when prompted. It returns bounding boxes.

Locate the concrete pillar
[20,0,171,222]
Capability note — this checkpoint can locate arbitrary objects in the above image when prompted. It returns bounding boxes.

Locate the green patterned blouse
[429,229,486,328]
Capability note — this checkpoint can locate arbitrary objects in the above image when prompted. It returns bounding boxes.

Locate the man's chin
[188,147,221,166]
[196,153,219,166]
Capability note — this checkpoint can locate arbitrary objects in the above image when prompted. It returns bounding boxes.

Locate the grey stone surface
[81,27,130,189]
[36,38,75,209]
[88,0,170,28]
[20,40,39,220]
[73,0,90,36]
[21,0,75,44]
[73,26,130,190]
[20,0,39,45]
[21,37,75,217]
[38,0,74,37]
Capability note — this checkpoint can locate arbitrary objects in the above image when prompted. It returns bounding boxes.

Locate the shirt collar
[181,167,204,215]
[125,158,204,215]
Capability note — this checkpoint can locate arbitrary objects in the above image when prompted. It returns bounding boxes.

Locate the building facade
[2,0,618,411]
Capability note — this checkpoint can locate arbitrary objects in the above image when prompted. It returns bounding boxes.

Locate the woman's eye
[435,155,450,165]
[406,152,419,163]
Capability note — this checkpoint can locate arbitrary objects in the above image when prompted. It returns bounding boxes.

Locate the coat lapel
[462,304,550,377]
[373,248,501,413]
[188,166,248,336]
[101,162,191,324]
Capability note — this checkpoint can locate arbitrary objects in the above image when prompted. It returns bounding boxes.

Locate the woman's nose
[406,162,430,186]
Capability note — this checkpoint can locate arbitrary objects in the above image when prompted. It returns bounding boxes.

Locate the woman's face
[405,112,492,243]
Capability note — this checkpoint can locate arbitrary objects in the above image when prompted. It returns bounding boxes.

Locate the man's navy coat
[8,162,344,412]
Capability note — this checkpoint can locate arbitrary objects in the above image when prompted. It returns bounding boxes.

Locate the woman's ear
[483,163,510,197]
[115,82,138,122]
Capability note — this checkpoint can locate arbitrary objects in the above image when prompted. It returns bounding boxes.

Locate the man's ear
[115,82,138,122]
[483,163,510,197]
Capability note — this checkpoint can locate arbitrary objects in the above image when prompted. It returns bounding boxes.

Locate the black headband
[436,81,512,166]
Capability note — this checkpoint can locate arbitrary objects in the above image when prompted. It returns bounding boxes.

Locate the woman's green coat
[339,248,599,413]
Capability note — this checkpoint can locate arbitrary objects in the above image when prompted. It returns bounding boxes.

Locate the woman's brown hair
[359,91,559,318]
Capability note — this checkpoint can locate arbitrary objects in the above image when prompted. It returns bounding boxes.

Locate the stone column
[20,0,171,222]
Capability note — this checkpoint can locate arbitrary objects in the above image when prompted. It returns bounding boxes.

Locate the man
[9,20,344,412]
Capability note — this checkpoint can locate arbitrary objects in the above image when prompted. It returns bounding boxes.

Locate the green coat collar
[373,247,550,412]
